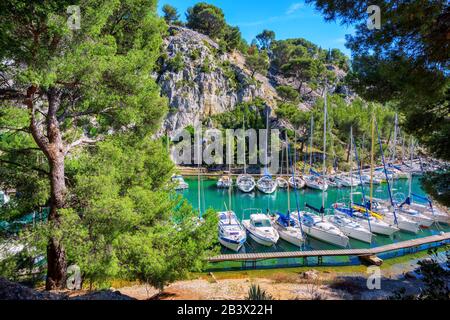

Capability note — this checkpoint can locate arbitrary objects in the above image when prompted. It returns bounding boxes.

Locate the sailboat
[271,132,305,247]
[217,174,233,189]
[257,107,277,194]
[242,209,279,246]
[334,126,398,236]
[326,214,372,243]
[291,90,349,248]
[303,116,328,191]
[237,116,256,193]
[287,130,305,190]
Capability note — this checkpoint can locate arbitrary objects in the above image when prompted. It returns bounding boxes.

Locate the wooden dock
[208,232,450,264]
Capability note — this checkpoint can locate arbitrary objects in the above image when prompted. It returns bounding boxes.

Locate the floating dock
[208,232,450,267]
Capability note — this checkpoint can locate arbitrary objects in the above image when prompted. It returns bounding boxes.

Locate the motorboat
[218,211,247,252]
[290,211,349,247]
[236,174,256,193]
[242,213,279,246]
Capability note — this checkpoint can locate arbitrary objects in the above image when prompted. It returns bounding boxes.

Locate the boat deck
[208,232,450,263]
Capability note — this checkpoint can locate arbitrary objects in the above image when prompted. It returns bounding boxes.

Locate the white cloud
[286,3,303,15]
[334,38,346,44]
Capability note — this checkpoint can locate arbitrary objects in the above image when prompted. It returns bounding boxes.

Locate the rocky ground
[0,254,438,300]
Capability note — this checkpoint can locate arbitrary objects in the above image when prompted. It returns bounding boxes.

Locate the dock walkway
[208,232,450,264]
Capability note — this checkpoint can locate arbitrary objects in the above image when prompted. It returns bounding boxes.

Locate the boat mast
[375,117,398,225]
[197,115,202,219]
[408,136,413,199]
[322,89,327,217]
[370,112,375,207]
[309,116,314,169]
[286,132,291,214]
[350,126,354,207]
[243,115,247,175]
[391,113,398,163]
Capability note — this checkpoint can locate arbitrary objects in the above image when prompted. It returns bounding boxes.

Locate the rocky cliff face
[157,26,352,136]
[157,26,278,136]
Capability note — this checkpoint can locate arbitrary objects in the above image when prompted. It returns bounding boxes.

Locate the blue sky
[157,0,354,56]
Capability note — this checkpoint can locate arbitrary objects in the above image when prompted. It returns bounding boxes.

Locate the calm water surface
[179,176,450,257]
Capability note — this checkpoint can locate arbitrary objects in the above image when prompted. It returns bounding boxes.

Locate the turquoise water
[179,176,450,258]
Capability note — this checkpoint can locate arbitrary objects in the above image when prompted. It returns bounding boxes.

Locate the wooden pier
[208,232,450,265]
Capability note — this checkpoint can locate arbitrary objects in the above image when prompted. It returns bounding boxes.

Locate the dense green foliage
[255,30,276,51]
[306,0,449,160]
[212,99,267,131]
[162,4,181,25]
[186,3,227,40]
[0,0,217,290]
[245,48,270,78]
[276,94,396,169]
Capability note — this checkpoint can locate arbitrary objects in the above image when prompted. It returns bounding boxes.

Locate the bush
[166,53,184,72]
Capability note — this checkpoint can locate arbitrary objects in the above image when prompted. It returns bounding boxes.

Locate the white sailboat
[335,125,398,236]
[304,175,328,191]
[288,176,305,189]
[217,175,233,189]
[291,90,349,248]
[271,132,305,247]
[242,212,279,246]
[257,107,277,194]
[237,116,256,193]
[326,214,372,243]
[291,211,349,247]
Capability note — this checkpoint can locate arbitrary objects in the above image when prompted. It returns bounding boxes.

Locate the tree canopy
[306,0,449,160]
[0,0,217,290]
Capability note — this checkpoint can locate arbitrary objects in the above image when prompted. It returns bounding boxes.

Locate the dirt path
[117,258,428,300]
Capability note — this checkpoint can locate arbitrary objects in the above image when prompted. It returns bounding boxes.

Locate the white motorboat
[276,177,289,189]
[304,175,328,191]
[290,211,349,247]
[218,211,247,252]
[288,176,305,189]
[326,214,372,243]
[172,175,189,190]
[242,213,279,246]
[334,204,399,236]
[270,214,304,247]
[217,175,233,189]
[256,175,277,194]
[237,174,256,193]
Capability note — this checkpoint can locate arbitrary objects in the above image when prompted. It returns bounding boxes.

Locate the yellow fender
[352,205,383,220]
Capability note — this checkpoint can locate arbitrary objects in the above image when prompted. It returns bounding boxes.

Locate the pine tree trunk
[45,155,67,290]
[27,87,68,290]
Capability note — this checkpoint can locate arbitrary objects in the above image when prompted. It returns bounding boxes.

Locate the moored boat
[218,211,246,252]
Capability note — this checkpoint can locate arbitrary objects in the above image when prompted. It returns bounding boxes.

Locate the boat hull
[218,237,245,252]
[273,224,304,247]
